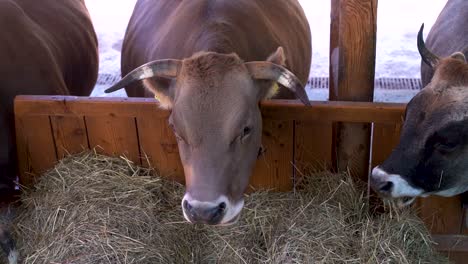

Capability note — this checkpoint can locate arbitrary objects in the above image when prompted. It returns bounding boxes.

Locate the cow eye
[242,126,252,137]
[434,141,458,153]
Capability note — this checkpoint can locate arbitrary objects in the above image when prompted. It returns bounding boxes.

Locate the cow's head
[106,47,309,225]
[370,24,468,206]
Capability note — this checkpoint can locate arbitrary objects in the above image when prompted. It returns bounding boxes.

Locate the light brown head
[106,47,309,225]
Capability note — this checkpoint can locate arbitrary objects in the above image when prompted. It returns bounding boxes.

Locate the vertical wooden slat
[136,114,184,183]
[250,119,294,191]
[85,115,140,165]
[15,115,57,186]
[329,0,378,180]
[442,251,468,264]
[294,121,333,176]
[461,192,468,234]
[416,196,463,234]
[51,116,88,158]
[370,122,402,168]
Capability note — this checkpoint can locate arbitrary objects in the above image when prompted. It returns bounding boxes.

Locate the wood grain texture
[15,115,57,186]
[137,114,184,183]
[51,116,89,158]
[440,250,468,264]
[329,0,378,180]
[416,196,463,234]
[433,235,468,252]
[294,121,333,175]
[370,122,402,168]
[250,119,294,192]
[15,96,406,123]
[85,115,140,165]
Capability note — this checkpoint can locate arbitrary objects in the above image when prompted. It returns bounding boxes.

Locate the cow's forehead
[407,86,468,133]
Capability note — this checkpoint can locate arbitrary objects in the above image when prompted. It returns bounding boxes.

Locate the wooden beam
[329,0,378,180]
[14,96,405,123]
[433,235,468,252]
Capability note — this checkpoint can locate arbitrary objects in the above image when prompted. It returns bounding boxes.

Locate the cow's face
[371,24,468,206]
[105,47,309,225]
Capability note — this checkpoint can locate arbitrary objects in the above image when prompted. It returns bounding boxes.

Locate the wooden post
[329,0,378,180]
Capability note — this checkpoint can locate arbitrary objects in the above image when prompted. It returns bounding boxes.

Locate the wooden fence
[14,95,468,261]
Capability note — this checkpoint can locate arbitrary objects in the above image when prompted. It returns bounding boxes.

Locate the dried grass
[9,151,449,264]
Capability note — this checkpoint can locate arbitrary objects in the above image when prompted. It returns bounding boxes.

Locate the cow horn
[417,23,440,69]
[245,61,310,106]
[105,59,182,93]
[462,46,468,57]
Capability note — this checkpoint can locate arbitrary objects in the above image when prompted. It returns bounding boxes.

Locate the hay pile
[8,152,448,263]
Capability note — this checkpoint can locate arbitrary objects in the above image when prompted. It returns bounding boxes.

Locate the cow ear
[104,59,181,110]
[267,47,286,66]
[450,52,466,63]
[143,77,176,110]
[259,47,286,100]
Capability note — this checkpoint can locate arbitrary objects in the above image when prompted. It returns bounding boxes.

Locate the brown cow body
[121,0,311,98]
[0,2,98,261]
[110,0,311,225]
[0,0,98,191]
[421,0,468,86]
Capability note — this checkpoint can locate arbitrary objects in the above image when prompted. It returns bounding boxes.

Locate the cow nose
[182,200,226,225]
[371,167,394,196]
[377,181,394,195]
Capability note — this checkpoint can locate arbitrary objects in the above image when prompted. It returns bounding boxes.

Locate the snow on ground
[85,0,446,102]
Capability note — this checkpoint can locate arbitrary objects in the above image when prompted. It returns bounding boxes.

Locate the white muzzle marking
[372,166,424,197]
[181,194,244,225]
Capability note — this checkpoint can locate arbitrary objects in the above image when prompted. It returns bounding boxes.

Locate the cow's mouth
[392,196,416,208]
[219,212,241,226]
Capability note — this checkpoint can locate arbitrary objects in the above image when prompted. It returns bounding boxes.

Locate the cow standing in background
[370,22,468,205]
[0,0,98,193]
[0,1,99,262]
[106,0,311,225]
[421,0,468,86]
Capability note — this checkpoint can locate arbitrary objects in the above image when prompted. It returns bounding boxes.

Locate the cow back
[421,0,468,86]
[0,0,98,194]
[122,0,311,98]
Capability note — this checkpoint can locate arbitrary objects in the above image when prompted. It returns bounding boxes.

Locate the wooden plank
[433,235,468,252]
[249,119,294,191]
[329,0,378,180]
[14,96,406,123]
[461,192,468,234]
[136,114,184,183]
[370,122,402,168]
[440,251,468,264]
[50,116,89,158]
[15,115,57,186]
[329,0,377,101]
[85,115,140,165]
[416,196,463,234]
[294,121,333,176]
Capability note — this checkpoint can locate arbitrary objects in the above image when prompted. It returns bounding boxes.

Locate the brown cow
[370,24,468,206]
[106,0,311,225]
[421,0,468,86]
[0,1,98,262]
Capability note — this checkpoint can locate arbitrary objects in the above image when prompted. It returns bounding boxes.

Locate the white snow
[84,0,447,102]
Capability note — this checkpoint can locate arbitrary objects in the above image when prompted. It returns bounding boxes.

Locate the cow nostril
[183,200,192,212]
[380,181,394,193]
[218,202,226,211]
[210,202,226,221]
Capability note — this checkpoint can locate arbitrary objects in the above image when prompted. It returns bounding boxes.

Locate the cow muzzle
[370,166,424,207]
[181,194,244,225]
